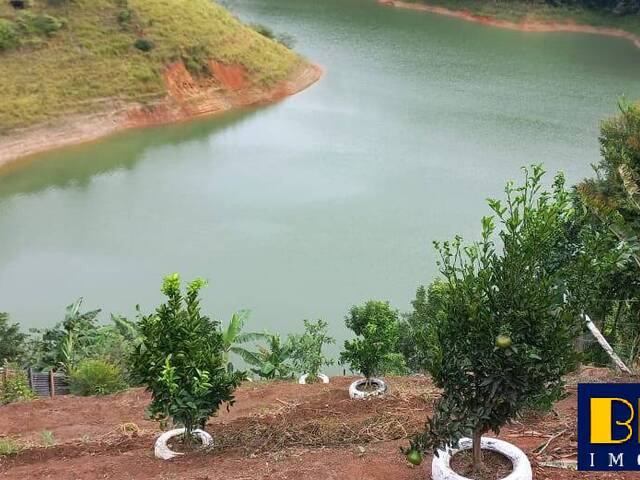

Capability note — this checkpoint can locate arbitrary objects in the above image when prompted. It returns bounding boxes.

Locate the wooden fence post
[584,313,632,374]
[27,367,32,389]
[49,370,56,398]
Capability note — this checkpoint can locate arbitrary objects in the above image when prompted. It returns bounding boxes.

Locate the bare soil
[451,450,512,480]
[0,61,322,171]
[355,380,383,393]
[0,369,636,479]
[166,435,207,455]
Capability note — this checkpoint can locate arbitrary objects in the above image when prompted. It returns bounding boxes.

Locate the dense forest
[547,0,639,15]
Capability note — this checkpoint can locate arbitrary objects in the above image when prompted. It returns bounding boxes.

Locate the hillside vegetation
[406,0,640,33]
[0,0,301,132]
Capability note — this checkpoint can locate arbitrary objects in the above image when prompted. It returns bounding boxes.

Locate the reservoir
[1,0,639,356]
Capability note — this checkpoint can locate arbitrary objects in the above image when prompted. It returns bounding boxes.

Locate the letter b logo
[578,384,640,471]
[590,398,635,444]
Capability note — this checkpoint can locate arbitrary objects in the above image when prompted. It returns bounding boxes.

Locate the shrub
[250,23,275,40]
[117,9,133,25]
[409,166,577,473]
[27,298,101,371]
[69,359,126,396]
[133,38,155,52]
[31,14,64,37]
[250,22,295,48]
[0,438,24,456]
[0,19,18,51]
[27,302,140,380]
[577,102,640,368]
[0,367,35,405]
[0,313,27,364]
[340,300,402,380]
[17,12,65,38]
[130,274,244,438]
[398,281,446,373]
[181,44,210,76]
[290,319,335,381]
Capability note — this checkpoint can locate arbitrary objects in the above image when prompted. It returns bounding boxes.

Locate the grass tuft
[0,437,24,456]
[0,0,301,131]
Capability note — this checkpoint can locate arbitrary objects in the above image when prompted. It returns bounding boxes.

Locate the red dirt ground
[0,370,636,479]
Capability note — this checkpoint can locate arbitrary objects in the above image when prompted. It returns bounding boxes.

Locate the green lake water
[1,0,639,360]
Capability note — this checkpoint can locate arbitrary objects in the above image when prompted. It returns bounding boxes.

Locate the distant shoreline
[379,0,640,49]
[0,62,322,172]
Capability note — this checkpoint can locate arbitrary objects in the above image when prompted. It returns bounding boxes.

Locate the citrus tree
[290,319,335,381]
[130,274,244,440]
[408,167,577,473]
[340,300,401,381]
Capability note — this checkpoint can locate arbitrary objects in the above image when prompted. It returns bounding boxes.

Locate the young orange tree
[290,319,335,382]
[408,166,578,473]
[340,301,402,381]
[131,274,244,440]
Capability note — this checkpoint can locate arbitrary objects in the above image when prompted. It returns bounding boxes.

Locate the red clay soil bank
[0,370,638,480]
[0,61,322,170]
[380,0,640,49]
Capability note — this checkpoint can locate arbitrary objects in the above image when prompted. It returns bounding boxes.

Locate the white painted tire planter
[298,373,330,384]
[154,428,213,460]
[431,437,532,480]
[349,377,387,399]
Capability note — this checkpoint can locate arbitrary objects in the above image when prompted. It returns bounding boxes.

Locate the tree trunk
[472,427,484,474]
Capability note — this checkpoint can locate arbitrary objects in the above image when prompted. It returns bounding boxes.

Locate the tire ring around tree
[431,437,532,480]
[348,377,387,399]
[298,373,330,384]
[154,428,213,460]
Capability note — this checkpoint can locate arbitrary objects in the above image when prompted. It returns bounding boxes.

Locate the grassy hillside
[0,0,301,132]
[404,0,640,34]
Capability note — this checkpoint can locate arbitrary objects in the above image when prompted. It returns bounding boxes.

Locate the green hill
[0,0,302,133]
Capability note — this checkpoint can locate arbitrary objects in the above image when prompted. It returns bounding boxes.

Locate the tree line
[520,0,639,15]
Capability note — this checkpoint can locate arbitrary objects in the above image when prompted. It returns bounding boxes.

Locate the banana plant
[58,330,76,373]
[221,310,268,372]
[237,333,294,380]
[111,314,141,344]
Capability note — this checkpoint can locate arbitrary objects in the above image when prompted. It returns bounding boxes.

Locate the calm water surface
[1,0,639,358]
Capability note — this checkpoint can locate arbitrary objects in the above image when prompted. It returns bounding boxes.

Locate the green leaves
[220,310,267,372]
[0,366,35,405]
[242,333,294,380]
[68,359,126,396]
[340,301,403,379]
[223,311,249,346]
[130,274,244,436]
[290,319,335,379]
[574,102,640,365]
[0,313,27,365]
[412,166,577,460]
[27,298,102,371]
